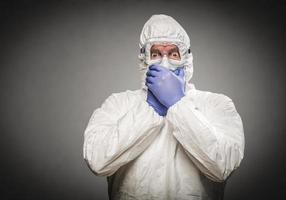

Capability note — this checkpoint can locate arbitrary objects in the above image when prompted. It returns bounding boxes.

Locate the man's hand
[146,89,168,116]
[145,65,185,108]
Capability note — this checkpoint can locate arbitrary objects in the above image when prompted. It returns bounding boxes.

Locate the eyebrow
[151,47,179,53]
[169,47,179,53]
[151,49,161,53]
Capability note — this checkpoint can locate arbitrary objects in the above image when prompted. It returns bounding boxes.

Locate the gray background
[1,0,285,199]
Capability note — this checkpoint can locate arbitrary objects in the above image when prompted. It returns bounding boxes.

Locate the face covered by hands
[146,65,185,112]
[145,44,186,116]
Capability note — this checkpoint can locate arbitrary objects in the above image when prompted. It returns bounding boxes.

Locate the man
[83,14,245,200]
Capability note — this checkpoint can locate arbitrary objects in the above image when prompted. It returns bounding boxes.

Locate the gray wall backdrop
[1,0,285,199]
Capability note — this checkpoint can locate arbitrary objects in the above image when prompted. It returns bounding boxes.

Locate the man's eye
[171,52,179,57]
[151,53,159,57]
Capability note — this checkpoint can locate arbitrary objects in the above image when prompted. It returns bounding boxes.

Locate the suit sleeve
[83,92,164,177]
[165,91,245,182]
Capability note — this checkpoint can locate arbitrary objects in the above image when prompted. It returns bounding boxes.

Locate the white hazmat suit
[83,14,245,200]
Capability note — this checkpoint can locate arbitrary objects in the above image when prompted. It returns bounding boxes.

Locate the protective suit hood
[138,14,195,92]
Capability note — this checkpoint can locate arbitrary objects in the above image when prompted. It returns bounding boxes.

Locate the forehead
[150,44,179,52]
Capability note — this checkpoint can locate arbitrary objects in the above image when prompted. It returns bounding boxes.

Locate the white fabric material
[83,14,245,200]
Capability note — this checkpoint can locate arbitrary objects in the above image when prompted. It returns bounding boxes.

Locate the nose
[160,55,169,67]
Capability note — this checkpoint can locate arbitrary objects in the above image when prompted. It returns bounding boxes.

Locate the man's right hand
[146,89,167,117]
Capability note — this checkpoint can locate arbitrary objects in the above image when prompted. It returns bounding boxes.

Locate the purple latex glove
[146,65,185,108]
[146,89,168,116]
